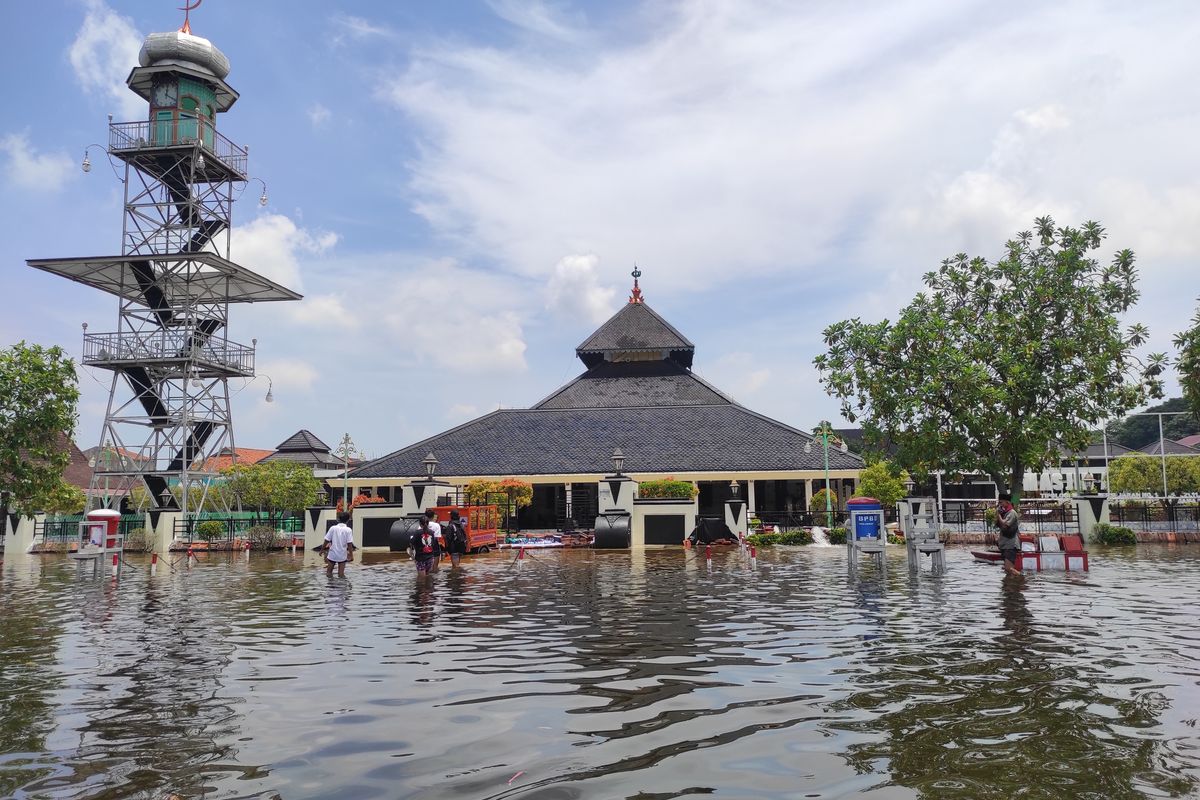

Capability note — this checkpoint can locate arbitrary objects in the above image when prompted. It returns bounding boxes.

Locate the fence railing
[82,330,254,377]
[174,514,304,542]
[1110,500,1200,532]
[38,514,146,542]
[754,510,848,530]
[109,118,248,177]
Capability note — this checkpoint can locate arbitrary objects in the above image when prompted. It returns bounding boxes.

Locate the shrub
[1094,522,1137,546]
[746,529,813,546]
[810,488,838,513]
[887,533,904,545]
[195,519,226,542]
[826,527,848,545]
[123,527,151,552]
[248,525,284,551]
[638,479,698,500]
[984,506,998,527]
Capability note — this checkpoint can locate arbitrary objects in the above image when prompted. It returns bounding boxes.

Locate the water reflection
[0,547,1196,799]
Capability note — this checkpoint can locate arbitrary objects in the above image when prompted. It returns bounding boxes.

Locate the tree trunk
[1008,463,1024,507]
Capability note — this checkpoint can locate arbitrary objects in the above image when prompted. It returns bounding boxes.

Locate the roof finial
[629,265,644,304]
[179,0,202,34]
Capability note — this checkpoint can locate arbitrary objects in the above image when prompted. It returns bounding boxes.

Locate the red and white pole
[187,547,195,568]
[150,552,158,576]
[111,553,119,577]
[245,540,251,560]
[517,545,526,569]
[705,544,712,571]
[750,545,757,569]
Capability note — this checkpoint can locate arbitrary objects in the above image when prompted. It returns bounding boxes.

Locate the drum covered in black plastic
[593,512,631,548]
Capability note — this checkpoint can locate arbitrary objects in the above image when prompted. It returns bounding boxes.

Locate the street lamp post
[337,433,356,510]
[805,420,835,529]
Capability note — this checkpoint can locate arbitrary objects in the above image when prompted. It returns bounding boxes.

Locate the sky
[1,0,1197,460]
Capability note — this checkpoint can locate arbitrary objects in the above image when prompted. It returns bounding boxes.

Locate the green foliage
[1094,522,1138,546]
[222,461,320,518]
[826,527,848,545]
[1109,453,1200,496]
[1105,397,1199,449]
[0,342,80,515]
[248,525,284,551]
[638,479,698,500]
[1175,300,1200,419]
[195,519,225,542]
[815,217,1166,504]
[39,481,86,515]
[747,529,813,546]
[984,506,998,526]
[855,460,908,507]
[810,487,837,513]
[464,478,533,508]
[123,527,150,552]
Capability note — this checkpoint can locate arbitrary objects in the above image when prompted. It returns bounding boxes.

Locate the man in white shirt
[323,511,356,577]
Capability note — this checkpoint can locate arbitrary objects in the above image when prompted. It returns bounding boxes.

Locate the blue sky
[2,0,1196,459]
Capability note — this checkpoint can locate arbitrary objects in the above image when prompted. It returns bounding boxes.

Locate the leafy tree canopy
[1175,298,1200,419]
[1108,453,1200,497]
[0,342,80,515]
[1104,396,1199,450]
[221,460,319,518]
[815,217,1165,504]
[854,460,909,507]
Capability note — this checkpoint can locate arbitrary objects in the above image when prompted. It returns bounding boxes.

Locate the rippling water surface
[1,545,1198,799]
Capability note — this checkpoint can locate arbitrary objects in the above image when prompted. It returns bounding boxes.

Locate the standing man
[323,511,356,578]
[996,496,1021,576]
[446,509,469,568]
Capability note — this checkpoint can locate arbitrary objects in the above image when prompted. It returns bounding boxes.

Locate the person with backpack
[446,509,469,568]
[408,513,442,579]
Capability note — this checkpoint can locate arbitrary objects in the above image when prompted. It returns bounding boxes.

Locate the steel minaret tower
[28,12,300,522]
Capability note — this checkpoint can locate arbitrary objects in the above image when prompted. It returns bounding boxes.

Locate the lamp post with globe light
[805,421,844,529]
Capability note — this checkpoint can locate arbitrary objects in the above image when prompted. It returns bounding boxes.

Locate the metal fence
[754,510,848,530]
[1110,500,1200,532]
[174,514,304,542]
[37,514,147,542]
[936,499,1079,537]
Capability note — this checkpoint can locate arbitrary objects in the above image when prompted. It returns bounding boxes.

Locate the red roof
[201,447,275,472]
[1177,434,1200,449]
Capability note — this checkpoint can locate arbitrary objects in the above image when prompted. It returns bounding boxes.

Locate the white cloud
[378,0,1200,318]
[545,253,617,324]
[69,0,144,120]
[256,358,319,393]
[230,213,338,291]
[285,293,358,329]
[331,13,397,45]
[486,0,586,42]
[447,403,480,421]
[0,133,75,192]
[308,104,332,127]
[377,260,528,373]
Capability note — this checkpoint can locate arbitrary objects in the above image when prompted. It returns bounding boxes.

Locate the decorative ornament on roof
[179,0,202,34]
[629,265,644,304]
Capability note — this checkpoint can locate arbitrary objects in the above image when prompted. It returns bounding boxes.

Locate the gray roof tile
[535,360,730,409]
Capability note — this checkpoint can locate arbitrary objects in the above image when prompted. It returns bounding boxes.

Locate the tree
[464,478,533,508]
[854,461,909,507]
[1109,453,1199,497]
[1105,397,1198,449]
[222,461,319,521]
[815,218,1165,504]
[39,481,87,516]
[0,342,80,516]
[1176,298,1200,419]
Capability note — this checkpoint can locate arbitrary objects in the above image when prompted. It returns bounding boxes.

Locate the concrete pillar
[304,506,338,552]
[5,513,40,553]
[148,510,181,554]
[1073,494,1109,543]
[747,480,757,517]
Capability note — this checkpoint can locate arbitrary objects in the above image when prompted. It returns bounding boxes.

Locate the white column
[747,480,757,515]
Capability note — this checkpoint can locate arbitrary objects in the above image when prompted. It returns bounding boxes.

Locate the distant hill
[1106,397,1200,449]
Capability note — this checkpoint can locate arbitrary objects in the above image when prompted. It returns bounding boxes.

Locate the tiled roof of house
[61,436,93,490]
[200,447,275,472]
[274,429,331,453]
[534,360,731,409]
[352,405,862,479]
[1177,434,1200,449]
[262,449,345,468]
[576,302,695,368]
[1138,439,1200,456]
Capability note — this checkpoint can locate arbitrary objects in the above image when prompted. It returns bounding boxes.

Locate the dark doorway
[645,514,685,545]
[518,484,561,530]
[697,480,747,518]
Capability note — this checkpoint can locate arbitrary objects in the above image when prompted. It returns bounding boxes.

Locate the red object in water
[87,509,121,549]
[971,550,1002,563]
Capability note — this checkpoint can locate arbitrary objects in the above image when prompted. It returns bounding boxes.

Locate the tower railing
[82,330,255,377]
[109,119,248,177]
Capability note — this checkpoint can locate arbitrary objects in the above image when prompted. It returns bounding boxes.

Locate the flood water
[1,545,1198,800]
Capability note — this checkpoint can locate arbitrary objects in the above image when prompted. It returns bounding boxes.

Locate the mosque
[344,272,865,543]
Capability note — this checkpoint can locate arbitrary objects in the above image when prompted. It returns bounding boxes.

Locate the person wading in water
[996,496,1022,576]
